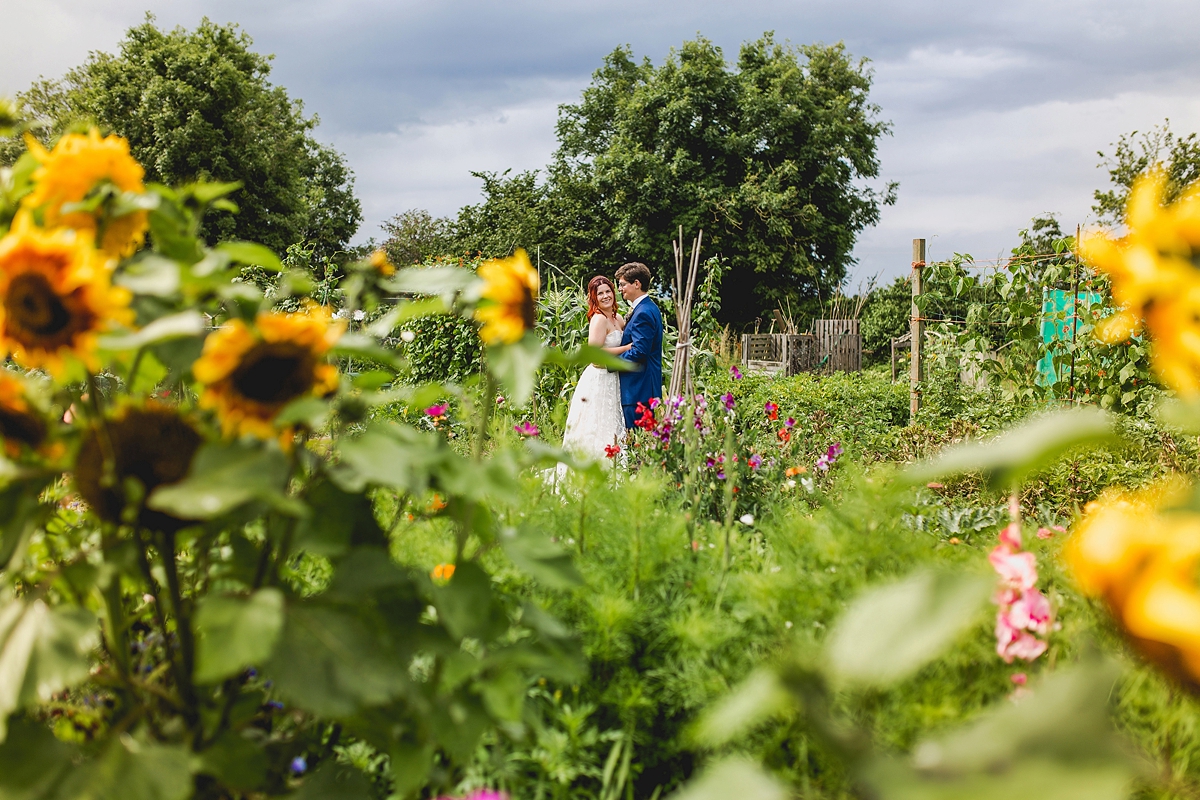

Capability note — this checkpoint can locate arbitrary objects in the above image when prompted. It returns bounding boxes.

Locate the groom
[615,262,664,429]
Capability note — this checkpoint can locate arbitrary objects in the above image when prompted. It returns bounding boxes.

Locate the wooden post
[910,239,925,420]
[891,337,897,382]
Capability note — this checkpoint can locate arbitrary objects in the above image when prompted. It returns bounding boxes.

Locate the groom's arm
[620,308,656,365]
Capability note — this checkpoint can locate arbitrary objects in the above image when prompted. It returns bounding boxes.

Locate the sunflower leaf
[194,589,285,684]
[98,311,207,351]
[147,441,296,519]
[487,334,545,407]
[216,241,283,273]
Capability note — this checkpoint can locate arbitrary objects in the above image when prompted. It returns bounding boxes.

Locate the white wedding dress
[560,328,626,461]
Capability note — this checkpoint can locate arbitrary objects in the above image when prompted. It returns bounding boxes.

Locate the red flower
[777,428,791,443]
[604,443,621,459]
[634,402,657,431]
[764,401,779,421]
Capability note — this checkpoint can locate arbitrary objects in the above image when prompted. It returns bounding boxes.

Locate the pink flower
[721,392,735,411]
[1010,672,1027,685]
[424,403,449,417]
[1007,588,1052,634]
[998,522,1022,551]
[988,546,1038,591]
[514,421,540,437]
[730,365,742,379]
[748,453,763,470]
[1000,631,1048,663]
[1036,524,1066,540]
[785,417,796,428]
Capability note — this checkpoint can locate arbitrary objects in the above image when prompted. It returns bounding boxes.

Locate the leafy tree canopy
[1094,120,1200,226]
[454,34,895,325]
[6,16,361,261]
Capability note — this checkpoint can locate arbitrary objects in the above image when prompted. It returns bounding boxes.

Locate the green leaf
[197,731,267,791]
[295,481,387,558]
[193,589,284,684]
[216,241,282,273]
[1156,397,1200,434]
[825,570,992,687]
[188,180,243,205]
[487,334,545,407]
[275,396,330,429]
[292,762,374,800]
[333,423,445,494]
[433,561,508,641]
[667,757,787,800]
[331,333,403,370]
[147,441,295,519]
[862,661,1138,800]
[98,311,207,351]
[383,265,478,296]
[545,344,631,372]
[498,526,582,589]
[0,716,75,800]
[480,665,526,722]
[0,480,47,571]
[366,297,449,337]
[0,597,98,741]
[906,407,1118,490]
[693,669,791,748]
[59,737,192,800]
[115,256,181,296]
[264,605,408,718]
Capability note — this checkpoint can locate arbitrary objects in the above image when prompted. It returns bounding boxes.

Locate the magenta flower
[748,453,763,470]
[425,403,449,417]
[785,417,796,428]
[721,392,735,411]
[764,401,778,420]
[514,421,540,437]
[730,365,742,379]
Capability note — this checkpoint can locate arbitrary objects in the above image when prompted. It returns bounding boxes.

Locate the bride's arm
[587,314,609,347]
[603,343,632,354]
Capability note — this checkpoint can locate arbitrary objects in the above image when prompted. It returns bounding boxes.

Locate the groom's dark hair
[616,262,652,292]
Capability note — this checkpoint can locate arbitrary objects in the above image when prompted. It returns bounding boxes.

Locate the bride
[560,276,630,461]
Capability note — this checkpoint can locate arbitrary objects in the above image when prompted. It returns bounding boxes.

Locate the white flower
[739,514,754,526]
[783,479,796,490]
[785,620,793,629]
[353,309,366,321]
[800,477,814,493]
[400,330,416,343]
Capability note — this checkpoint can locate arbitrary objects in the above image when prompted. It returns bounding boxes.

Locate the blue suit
[619,296,664,428]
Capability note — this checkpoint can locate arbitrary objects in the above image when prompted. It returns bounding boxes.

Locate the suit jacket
[618,296,664,408]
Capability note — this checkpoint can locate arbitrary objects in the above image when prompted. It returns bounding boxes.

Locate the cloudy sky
[6,0,1200,285]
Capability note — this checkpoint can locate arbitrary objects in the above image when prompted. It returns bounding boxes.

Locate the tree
[6,17,361,261]
[550,33,895,323]
[380,208,455,267]
[1094,120,1200,225]
[859,276,910,364]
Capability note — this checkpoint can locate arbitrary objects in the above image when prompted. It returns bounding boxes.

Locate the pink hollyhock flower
[988,546,1038,591]
[513,421,540,437]
[1000,631,1048,663]
[1007,588,1052,634]
[1036,524,1066,540]
[424,403,449,417]
[998,522,1022,551]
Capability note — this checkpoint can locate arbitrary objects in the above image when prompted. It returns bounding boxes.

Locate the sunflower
[0,370,48,457]
[23,129,149,258]
[0,214,132,375]
[1066,484,1200,687]
[193,306,344,439]
[474,249,539,344]
[1079,173,1200,394]
[74,403,203,532]
[369,249,396,277]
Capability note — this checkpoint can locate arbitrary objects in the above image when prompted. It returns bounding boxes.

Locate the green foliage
[860,276,911,364]
[7,18,361,262]
[380,209,457,268]
[1094,120,1200,225]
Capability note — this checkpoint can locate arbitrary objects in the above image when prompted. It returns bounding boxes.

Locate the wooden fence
[741,319,861,377]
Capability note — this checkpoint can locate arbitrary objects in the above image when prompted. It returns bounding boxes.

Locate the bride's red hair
[586,275,617,319]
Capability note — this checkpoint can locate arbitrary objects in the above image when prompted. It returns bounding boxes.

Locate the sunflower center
[230,342,316,405]
[520,287,536,331]
[6,273,71,337]
[0,405,45,448]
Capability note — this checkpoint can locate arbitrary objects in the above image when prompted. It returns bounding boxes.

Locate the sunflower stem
[131,526,194,725]
[474,370,497,461]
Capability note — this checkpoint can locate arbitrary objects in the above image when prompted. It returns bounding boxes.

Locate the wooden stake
[910,238,926,421]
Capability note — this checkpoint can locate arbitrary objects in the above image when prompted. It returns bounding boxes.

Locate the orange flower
[23,128,149,258]
[0,370,48,458]
[193,305,344,439]
[369,249,396,277]
[431,562,455,582]
[0,213,132,374]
